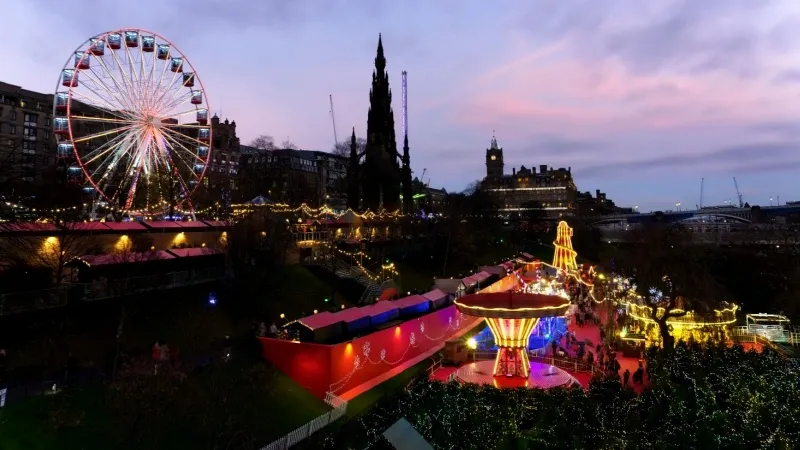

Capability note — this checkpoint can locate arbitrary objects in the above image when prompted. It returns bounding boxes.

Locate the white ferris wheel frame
[53,27,213,213]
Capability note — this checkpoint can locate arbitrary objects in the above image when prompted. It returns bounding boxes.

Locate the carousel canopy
[455,292,570,319]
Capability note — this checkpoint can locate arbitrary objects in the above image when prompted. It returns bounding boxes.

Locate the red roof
[463,271,491,287]
[77,250,175,266]
[392,294,429,309]
[422,289,448,302]
[297,307,370,330]
[142,221,184,229]
[0,222,59,233]
[201,220,229,227]
[296,311,337,330]
[102,221,148,231]
[298,294,416,330]
[66,222,112,231]
[358,301,400,318]
[166,247,222,258]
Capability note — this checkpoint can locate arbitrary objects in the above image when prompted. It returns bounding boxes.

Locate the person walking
[623,368,630,387]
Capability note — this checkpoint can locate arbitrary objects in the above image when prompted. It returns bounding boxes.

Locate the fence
[259,392,348,450]
[0,268,225,316]
[731,326,800,346]
[0,388,6,408]
[472,348,598,375]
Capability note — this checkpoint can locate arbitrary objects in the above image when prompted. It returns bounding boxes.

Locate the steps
[308,255,397,305]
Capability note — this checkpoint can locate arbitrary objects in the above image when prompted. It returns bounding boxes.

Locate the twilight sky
[3,0,800,211]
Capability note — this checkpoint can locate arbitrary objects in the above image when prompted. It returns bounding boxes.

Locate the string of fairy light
[231,202,404,220]
[320,342,800,449]
[316,223,789,449]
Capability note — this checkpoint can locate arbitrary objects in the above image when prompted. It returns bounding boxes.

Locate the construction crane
[699,177,704,209]
[401,71,408,138]
[420,168,430,187]
[733,177,744,208]
[329,94,339,148]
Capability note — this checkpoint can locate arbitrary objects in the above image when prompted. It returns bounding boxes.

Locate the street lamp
[466,337,478,362]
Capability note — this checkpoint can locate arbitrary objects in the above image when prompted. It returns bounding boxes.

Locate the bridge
[590,204,800,227]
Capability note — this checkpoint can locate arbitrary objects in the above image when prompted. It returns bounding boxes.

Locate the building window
[11,111,17,120]
[10,125,16,134]
[24,113,38,125]
[43,131,50,139]
[23,127,36,137]
[45,118,51,127]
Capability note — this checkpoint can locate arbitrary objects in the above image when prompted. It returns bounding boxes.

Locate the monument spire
[363,33,400,211]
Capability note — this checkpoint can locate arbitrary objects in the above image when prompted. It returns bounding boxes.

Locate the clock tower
[485,134,504,179]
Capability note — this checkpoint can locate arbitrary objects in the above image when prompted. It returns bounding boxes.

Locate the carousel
[453,291,578,389]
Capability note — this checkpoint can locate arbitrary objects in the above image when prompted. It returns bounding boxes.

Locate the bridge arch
[678,214,751,224]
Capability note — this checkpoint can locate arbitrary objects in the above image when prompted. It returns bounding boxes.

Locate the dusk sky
[3,0,800,211]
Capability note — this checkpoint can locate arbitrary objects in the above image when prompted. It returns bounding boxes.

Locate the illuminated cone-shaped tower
[552,221,578,272]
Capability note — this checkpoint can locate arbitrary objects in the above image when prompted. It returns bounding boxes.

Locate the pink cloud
[453,55,800,136]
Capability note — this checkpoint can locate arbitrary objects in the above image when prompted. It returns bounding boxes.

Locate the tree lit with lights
[309,343,800,450]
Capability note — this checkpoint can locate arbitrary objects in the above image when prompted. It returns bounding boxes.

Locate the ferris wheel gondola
[53,28,212,214]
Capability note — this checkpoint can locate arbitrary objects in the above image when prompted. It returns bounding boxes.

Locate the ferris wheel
[53,28,212,214]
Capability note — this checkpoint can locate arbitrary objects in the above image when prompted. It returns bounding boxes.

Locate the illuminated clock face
[491,155,497,160]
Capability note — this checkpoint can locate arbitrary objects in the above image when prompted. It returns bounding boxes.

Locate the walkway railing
[425,356,443,378]
[0,388,6,408]
[0,268,225,316]
[529,355,599,375]
[259,392,348,450]
[292,231,331,243]
[731,326,800,346]
[471,348,598,375]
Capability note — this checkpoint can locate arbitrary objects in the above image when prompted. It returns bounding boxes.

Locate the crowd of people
[544,281,650,388]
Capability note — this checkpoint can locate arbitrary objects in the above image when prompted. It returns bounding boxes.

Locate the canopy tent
[421,288,450,309]
[434,279,467,298]
[520,252,535,261]
[248,195,273,205]
[392,294,431,317]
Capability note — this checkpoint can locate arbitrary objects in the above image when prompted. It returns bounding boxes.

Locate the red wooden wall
[259,271,528,399]
[259,305,474,398]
